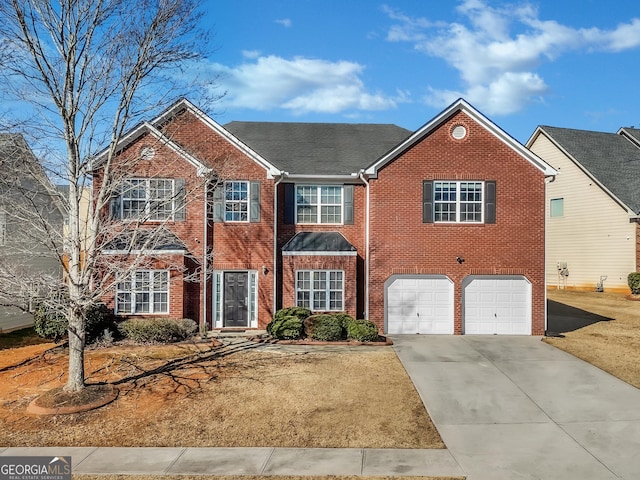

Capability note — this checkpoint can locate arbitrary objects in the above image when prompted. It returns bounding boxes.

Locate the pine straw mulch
[0,339,444,449]
[545,289,640,389]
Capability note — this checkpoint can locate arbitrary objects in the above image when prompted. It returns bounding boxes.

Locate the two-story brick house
[94,98,555,335]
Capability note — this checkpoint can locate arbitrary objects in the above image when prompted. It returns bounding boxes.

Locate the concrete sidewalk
[392,335,640,480]
[0,446,463,476]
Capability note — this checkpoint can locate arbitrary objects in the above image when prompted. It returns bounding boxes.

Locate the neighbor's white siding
[531,134,635,292]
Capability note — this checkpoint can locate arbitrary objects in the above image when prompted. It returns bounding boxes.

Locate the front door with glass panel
[223,272,249,327]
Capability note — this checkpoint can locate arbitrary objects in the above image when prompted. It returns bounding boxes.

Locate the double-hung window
[116,270,169,314]
[120,178,183,221]
[296,186,342,224]
[424,180,495,224]
[296,270,343,311]
[224,181,249,222]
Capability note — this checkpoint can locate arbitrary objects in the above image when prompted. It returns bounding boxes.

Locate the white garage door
[463,276,531,335]
[386,276,454,334]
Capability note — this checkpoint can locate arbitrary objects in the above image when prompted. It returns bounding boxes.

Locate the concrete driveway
[392,335,640,480]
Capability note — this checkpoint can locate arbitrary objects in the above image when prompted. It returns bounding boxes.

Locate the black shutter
[212,182,224,222]
[109,187,122,219]
[174,178,186,221]
[284,183,295,224]
[422,180,433,223]
[343,185,354,225]
[250,181,261,222]
[485,180,496,224]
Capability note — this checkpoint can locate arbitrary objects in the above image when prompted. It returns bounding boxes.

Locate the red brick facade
[367,111,547,334]
[95,99,551,334]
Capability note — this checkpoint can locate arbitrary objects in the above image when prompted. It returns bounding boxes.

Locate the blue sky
[200,0,640,143]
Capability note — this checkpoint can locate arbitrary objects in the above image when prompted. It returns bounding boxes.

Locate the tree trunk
[65,306,86,392]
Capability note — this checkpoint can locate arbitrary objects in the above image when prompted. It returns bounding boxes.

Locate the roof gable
[92,99,281,178]
[531,126,640,215]
[365,98,556,178]
[224,121,411,177]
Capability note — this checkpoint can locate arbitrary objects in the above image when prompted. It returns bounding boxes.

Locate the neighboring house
[0,134,64,332]
[527,126,640,293]
[93,98,555,335]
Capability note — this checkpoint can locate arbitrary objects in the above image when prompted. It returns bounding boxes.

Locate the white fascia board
[366,98,557,178]
[174,99,281,179]
[283,174,366,184]
[282,251,357,256]
[101,249,186,255]
[531,127,635,216]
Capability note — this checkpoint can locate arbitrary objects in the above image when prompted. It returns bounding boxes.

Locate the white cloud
[385,0,640,115]
[206,55,406,114]
[275,18,292,28]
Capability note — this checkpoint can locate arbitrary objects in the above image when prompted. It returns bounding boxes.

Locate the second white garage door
[463,276,531,335]
[386,275,454,334]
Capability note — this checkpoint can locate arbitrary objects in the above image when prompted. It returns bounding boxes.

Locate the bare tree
[0,0,211,392]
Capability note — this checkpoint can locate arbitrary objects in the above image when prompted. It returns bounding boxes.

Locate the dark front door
[223,272,249,327]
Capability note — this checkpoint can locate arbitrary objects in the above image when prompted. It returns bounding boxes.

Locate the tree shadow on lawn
[546,300,614,335]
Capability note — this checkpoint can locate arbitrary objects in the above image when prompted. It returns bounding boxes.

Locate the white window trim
[434,180,484,224]
[550,197,564,218]
[295,185,343,225]
[121,178,178,222]
[224,180,250,223]
[295,269,344,312]
[212,270,259,328]
[115,269,170,315]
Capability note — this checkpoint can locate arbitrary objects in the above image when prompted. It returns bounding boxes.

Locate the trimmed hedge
[118,317,197,344]
[269,315,304,340]
[629,272,640,295]
[346,319,380,342]
[305,314,344,341]
[269,308,380,342]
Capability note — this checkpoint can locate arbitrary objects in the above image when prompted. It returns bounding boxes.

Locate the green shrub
[333,313,355,329]
[303,314,335,338]
[267,307,311,335]
[309,314,344,341]
[628,272,640,295]
[269,315,304,340]
[346,319,380,342]
[33,305,67,342]
[118,317,197,344]
[33,302,116,344]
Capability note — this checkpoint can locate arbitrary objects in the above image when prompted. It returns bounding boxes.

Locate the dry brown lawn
[545,289,640,388]
[0,340,444,449]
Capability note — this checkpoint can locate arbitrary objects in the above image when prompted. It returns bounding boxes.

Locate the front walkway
[392,335,640,480]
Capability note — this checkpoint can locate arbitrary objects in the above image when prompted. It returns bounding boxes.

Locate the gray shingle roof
[282,232,356,252]
[224,121,411,176]
[540,126,640,214]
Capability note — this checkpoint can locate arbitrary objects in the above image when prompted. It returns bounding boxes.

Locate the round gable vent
[451,125,467,140]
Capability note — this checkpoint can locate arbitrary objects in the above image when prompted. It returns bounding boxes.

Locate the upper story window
[296,185,342,224]
[210,180,261,223]
[225,181,249,222]
[423,180,496,224]
[114,178,185,222]
[550,198,564,217]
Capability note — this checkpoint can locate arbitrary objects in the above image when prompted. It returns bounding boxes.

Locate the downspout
[202,178,208,337]
[358,170,370,319]
[273,172,286,319]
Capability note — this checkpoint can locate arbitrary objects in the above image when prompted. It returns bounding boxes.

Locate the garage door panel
[464,276,531,335]
[387,276,453,334]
